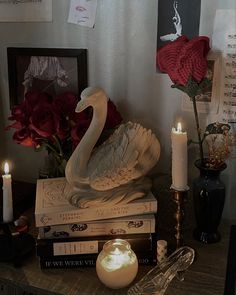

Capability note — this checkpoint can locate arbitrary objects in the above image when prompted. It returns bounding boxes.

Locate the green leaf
[171,77,212,99]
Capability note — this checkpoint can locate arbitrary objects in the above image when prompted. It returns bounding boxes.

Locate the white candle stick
[2,162,13,223]
[171,122,188,191]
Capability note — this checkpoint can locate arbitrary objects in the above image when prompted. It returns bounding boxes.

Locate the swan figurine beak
[76,87,108,113]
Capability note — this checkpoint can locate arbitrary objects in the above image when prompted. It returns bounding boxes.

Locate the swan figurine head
[76,87,108,113]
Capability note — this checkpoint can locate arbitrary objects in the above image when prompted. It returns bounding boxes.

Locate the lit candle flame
[4,162,10,175]
[177,122,182,132]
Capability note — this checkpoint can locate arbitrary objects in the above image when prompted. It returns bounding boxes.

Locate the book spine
[39,254,157,269]
[36,234,154,257]
[35,198,157,227]
[38,215,156,239]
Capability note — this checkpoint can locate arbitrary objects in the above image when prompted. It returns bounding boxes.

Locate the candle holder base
[0,220,35,267]
[193,228,221,244]
[171,189,188,249]
[0,220,12,235]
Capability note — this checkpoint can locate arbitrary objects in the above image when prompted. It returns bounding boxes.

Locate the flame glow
[4,162,10,174]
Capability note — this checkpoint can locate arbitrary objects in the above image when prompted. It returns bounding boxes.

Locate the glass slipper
[127,246,195,295]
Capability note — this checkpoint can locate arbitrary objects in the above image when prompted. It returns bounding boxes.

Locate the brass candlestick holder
[171,188,189,249]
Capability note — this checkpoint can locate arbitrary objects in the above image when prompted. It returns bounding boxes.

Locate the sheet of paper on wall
[67,0,97,28]
[182,51,221,114]
[0,0,52,22]
[209,9,236,157]
[210,10,236,219]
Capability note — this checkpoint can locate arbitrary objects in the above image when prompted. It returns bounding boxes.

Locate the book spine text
[39,255,156,269]
[38,215,156,239]
[35,200,157,227]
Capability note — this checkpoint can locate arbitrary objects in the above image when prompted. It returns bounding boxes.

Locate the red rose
[6,89,123,169]
[7,91,53,128]
[25,91,53,110]
[105,100,123,129]
[7,102,30,128]
[12,128,39,147]
[53,92,78,119]
[29,102,59,138]
[71,112,91,149]
[157,35,210,86]
[52,92,79,140]
[6,120,24,131]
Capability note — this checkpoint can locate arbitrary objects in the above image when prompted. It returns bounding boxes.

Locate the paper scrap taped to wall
[210,9,236,155]
[68,0,97,28]
[210,10,236,219]
[211,10,236,124]
[0,0,52,22]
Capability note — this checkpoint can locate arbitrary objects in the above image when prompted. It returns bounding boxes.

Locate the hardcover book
[39,251,157,269]
[38,214,156,239]
[36,233,155,257]
[35,178,158,227]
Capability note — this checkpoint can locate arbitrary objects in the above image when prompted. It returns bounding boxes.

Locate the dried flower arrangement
[204,122,232,169]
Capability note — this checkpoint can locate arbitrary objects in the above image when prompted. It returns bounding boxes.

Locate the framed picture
[182,51,221,114]
[7,47,87,108]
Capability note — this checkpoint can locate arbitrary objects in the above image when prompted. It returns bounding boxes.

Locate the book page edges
[35,178,157,227]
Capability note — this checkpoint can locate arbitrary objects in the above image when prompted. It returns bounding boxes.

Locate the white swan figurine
[65,87,161,208]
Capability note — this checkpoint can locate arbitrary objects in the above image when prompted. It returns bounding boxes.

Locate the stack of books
[35,177,158,269]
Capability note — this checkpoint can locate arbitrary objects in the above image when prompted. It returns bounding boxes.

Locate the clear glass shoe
[127,246,195,295]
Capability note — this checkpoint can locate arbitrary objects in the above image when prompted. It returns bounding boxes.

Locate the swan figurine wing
[88,121,160,191]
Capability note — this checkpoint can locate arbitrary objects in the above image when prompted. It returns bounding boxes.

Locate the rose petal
[157,35,189,83]
[157,35,210,86]
[176,36,210,85]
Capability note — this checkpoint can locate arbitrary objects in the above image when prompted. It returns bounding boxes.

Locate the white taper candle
[2,162,13,223]
[171,123,188,191]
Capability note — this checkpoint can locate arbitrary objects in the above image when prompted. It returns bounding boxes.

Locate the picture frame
[7,47,87,108]
[182,51,221,114]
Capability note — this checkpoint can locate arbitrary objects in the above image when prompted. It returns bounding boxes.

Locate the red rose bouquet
[157,35,231,168]
[6,90,123,177]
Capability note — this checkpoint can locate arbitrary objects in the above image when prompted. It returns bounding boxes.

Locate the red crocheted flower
[157,35,210,86]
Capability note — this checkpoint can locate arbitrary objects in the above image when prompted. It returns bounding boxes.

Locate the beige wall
[0,0,235,218]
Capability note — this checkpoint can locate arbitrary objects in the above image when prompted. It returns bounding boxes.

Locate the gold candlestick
[171,189,188,249]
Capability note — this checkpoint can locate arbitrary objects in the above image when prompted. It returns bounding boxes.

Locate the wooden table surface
[0,176,234,295]
[0,219,233,295]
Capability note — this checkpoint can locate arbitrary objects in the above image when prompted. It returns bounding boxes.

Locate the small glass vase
[39,152,67,179]
[193,159,226,243]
